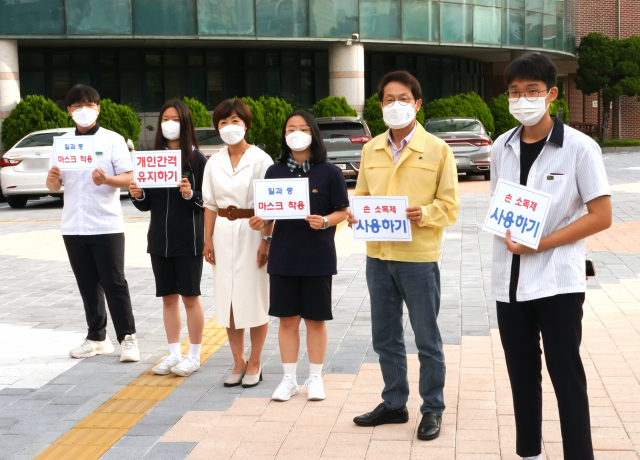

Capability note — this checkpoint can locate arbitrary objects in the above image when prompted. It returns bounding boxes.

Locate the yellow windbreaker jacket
[354,123,460,263]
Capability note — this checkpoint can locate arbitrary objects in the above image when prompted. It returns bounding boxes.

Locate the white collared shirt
[490,118,611,302]
[52,126,133,235]
[387,122,417,164]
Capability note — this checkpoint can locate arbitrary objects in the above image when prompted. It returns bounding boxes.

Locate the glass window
[100,52,118,68]
[556,0,564,18]
[133,0,196,35]
[502,8,524,45]
[19,54,45,69]
[0,0,64,34]
[360,0,401,40]
[543,14,556,49]
[196,129,223,146]
[317,121,367,139]
[72,52,93,69]
[474,6,501,45]
[543,0,555,14]
[310,0,358,38]
[99,72,120,102]
[198,0,255,35]
[525,11,543,47]
[52,71,71,107]
[256,0,309,37]
[403,1,439,42]
[188,54,204,67]
[475,0,501,6]
[503,0,524,7]
[556,17,564,51]
[565,22,575,54]
[300,70,314,106]
[164,53,182,68]
[165,70,184,100]
[66,0,132,34]
[186,72,206,101]
[144,71,164,110]
[441,3,472,43]
[525,0,543,12]
[424,119,483,134]
[120,71,141,108]
[16,132,67,148]
[52,53,70,68]
[207,70,224,108]
[145,53,162,67]
[19,72,46,98]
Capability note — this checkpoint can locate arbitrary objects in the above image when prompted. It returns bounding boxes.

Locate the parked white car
[1,128,134,208]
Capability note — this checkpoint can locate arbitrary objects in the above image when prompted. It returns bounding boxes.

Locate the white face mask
[161,120,180,140]
[219,124,245,145]
[72,107,99,128]
[509,92,551,127]
[382,102,417,130]
[286,131,313,152]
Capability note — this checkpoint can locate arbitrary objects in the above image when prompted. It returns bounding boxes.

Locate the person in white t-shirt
[46,84,140,363]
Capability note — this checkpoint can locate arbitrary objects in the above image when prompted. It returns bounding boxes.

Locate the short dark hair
[377,71,422,102]
[65,84,100,108]
[504,54,557,90]
[154,99,200,170]
[212,99,252,131]
[279,110,327,165]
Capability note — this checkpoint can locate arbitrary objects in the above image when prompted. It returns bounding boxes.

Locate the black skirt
[269,274,333,321]
[150,254,203,297]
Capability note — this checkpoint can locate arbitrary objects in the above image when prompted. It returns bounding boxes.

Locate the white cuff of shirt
[183,190,194,200]
[134,190,145,201]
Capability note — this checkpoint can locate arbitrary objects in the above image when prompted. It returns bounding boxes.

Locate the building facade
[0,0,635,150]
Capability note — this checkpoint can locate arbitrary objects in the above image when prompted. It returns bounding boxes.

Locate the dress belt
[218,206,255,221]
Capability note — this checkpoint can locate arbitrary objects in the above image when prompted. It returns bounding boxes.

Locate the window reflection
[543,13,556,49]
[502,8,524,45]
[198,0,255,35]
[360,0,401,40]
[525,0,543,12]
[66,0,132,34]
[256,0,309,37]
[441,3,473,43]
[403,0,439,42]
[474,6,501,45]
[310,0,358,38]
[0,0,64,34]
[525,11,543,47]
[133,0,196,35]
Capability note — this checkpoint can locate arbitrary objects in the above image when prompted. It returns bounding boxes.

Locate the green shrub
[241,96,293,160]
[312,96,357,118]
[598,139,640,147]
[550,98,570,124]
[424,92,495,137]
[489,94,519,140]
[363,93,426,137]
[1,95,74,151]
[97,99,141,146]
[183,97,211,127]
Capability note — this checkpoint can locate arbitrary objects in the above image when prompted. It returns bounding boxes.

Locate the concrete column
[329,42,365,115]
[0,40,20,153]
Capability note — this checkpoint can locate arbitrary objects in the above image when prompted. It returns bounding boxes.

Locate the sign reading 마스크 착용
[350,196,413,242]
[52,137,95,170]
[482,179,552,250]
[253,178,310,219]
[133,150,182,188]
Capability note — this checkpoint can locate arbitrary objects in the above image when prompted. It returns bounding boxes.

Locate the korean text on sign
[482,179,552,250]
[253,178,310,220]
[52,137,95,171]
[133,150,182,188]
[351,196,413,242]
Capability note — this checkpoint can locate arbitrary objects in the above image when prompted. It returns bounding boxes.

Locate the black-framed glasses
[505,89,550,102]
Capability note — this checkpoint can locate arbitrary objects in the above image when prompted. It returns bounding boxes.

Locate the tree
[550,98,570,124]
[311,96,357,118]
[363,93,426,136]
[489,94,519,140]
[183,97,212,127]
[424,92,495,136]
[241,96,293,160]
[97,99,141,146]
[1,95,74,151]
[576,33,640,142]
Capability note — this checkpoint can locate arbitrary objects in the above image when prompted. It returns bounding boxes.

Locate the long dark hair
[279,110,327,165]
[154,99,200,170]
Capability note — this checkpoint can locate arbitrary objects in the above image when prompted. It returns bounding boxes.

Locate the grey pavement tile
[140,442,197,460]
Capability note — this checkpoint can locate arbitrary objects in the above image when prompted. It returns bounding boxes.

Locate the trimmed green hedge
[1,95,74,151]
[489,94,519,140]
[363,93,426,136]
[97,99,141,146]
[424,92,495,137]
[312,96,357,118]
[550,98,570,124]
[241,96,293,160]
[183,97,211,127]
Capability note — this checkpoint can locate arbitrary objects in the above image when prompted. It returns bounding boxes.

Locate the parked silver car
[317,117,372,181]
[424,117,491,180]
[195,127,225,158]
[1,128,134,208]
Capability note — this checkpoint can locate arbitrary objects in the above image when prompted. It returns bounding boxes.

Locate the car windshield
[15,132,68,148]
[196,130,223,145]
[425,120,483,134]
[318,122,366,139]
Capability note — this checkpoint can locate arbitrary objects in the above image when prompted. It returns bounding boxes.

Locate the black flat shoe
[353,402,409,427]
[417,412,441,440]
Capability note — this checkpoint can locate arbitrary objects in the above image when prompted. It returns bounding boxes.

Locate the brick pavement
[0,153,639,459]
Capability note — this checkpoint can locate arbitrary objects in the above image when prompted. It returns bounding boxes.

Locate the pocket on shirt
[542,174,568,202]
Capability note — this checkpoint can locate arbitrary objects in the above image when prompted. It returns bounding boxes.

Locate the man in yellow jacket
[349,71,459,441]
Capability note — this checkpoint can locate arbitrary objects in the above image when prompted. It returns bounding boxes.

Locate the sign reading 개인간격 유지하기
[53,137,95,171]
[253,178,310,219]
[482,179,552,250]
[350,196,413,242]
[133,150,182,188]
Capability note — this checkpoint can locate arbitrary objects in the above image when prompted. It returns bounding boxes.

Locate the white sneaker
[120,334,140,362]
[152,355,182,375]
[272,374,299,401]
[69,337,115,359]
[305,374,326,401]
[171,355,200,377]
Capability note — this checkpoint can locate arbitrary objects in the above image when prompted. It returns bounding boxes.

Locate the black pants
[63,233,136,343]
[497,293,592,460]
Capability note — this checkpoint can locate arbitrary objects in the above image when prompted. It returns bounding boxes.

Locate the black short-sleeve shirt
[265,161,350,276]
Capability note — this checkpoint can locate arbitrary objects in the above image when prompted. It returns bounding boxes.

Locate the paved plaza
[0,152,639,459]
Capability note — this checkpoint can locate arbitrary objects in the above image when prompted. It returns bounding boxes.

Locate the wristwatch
[321,217,329,230]
[263,236,272,243]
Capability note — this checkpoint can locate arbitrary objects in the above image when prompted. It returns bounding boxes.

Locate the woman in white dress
[202,99,273,388]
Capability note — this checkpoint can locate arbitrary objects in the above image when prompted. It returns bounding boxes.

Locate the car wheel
[483,171,491,181]
[7,196,28,209]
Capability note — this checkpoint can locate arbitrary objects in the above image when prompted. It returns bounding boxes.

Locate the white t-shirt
[51,126,133,235]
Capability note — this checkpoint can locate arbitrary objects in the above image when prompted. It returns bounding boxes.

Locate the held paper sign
[134,150,181,188]
[482,179,552,249]
[53,137,95,170]
[351,196,412,242]
[253,178,310,219]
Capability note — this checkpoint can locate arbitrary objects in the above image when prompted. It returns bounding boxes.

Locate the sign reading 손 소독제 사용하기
[350,196,413,242]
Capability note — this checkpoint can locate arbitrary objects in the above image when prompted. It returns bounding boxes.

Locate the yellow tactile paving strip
[32,317,228,460]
